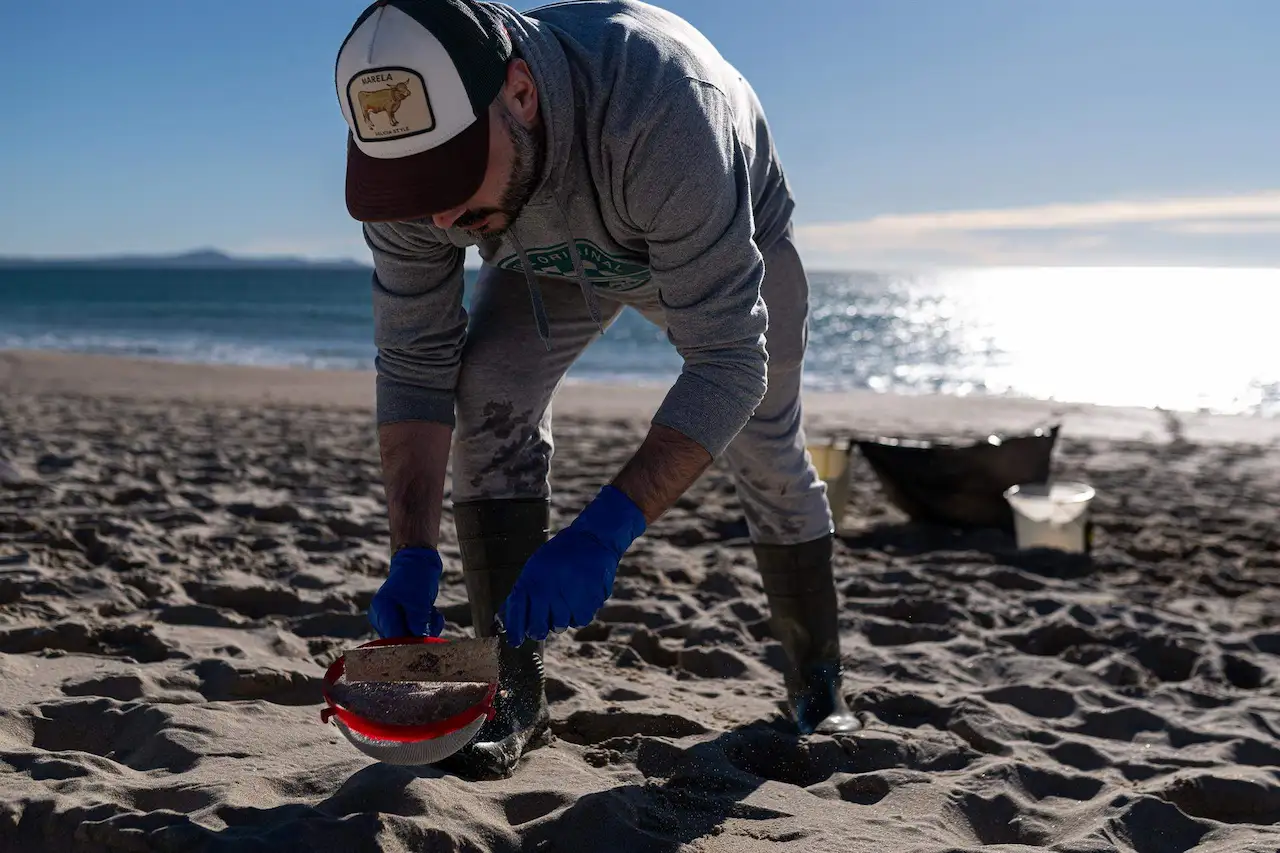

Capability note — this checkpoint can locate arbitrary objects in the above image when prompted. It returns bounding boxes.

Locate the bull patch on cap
[346,67,436,143]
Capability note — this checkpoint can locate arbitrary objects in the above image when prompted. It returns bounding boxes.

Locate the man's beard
[455,105,544,238]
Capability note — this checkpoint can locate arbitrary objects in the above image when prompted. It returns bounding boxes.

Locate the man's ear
[500,58,539,125]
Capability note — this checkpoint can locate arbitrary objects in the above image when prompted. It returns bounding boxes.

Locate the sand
[2,348,1279,853]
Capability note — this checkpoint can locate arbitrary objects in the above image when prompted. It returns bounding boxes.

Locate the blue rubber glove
[368,547,446,638]
[503,485,647,645]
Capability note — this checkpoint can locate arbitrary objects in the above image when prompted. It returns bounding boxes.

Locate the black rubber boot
[754,534,861,735]
[435,498,553,779]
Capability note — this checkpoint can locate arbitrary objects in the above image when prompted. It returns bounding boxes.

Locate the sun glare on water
[912,267,1280,415]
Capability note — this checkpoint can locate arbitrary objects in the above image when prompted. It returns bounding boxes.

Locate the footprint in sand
[30,698,207,774]
[0,622,176,663]
[552,709,709,745]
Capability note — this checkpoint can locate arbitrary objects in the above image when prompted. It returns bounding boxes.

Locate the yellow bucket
[807,440,852,534]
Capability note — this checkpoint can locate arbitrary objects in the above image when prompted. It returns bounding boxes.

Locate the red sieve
[321,636,497,764]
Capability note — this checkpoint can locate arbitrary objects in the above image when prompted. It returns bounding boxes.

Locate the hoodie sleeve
[621,79,769,458]
[362,219,469,428]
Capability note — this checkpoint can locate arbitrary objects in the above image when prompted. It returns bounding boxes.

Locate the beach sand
[2,348,1279,852]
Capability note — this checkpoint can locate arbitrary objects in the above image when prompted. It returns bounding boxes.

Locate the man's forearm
[611,423,713,524]
[378,420,453,551]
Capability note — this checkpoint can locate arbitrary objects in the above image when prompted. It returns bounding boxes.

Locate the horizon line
[4,251,1280,275]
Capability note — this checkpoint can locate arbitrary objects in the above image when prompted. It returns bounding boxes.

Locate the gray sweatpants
[450,227,832,545]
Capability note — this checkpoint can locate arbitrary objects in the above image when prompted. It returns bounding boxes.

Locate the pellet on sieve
[328,677,491,726]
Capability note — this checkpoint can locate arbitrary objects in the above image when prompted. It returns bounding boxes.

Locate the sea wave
[0,332,375,372]
[4,265,1280,416]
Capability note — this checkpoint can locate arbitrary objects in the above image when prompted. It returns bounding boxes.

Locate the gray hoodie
[362,0,797,458]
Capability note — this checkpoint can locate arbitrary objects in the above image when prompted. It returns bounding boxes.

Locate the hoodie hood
[489,5,577,212]
[481,4,605,349]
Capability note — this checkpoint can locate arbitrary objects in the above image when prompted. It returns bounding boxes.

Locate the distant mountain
[0,249,370,271]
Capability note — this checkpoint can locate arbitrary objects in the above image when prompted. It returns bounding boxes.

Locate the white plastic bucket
[808,441,852,534]
[1003,481,1095,553]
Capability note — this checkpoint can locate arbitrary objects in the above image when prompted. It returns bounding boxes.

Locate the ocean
[3,265,1279,417]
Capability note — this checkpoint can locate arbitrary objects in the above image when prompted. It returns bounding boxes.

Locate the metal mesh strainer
[321,637,497,765]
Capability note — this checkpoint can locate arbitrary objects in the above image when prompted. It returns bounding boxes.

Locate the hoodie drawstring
[509,230,551,351]
[506,195,608,351]
[556,196,605,332]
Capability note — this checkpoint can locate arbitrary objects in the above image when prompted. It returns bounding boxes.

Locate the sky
[2,0,1278,269]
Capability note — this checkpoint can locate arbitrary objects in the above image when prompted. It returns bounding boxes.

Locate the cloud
[1168,219,1280,235]
[232,236,373,264]
[238,191,1280,270]
[233,238,485,268]
[813,191,1280,234]
[794,190,1280,268]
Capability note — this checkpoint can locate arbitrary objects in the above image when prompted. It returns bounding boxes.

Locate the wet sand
[2,349,1279,852]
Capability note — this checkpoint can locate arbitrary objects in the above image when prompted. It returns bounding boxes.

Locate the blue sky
[2,0,1278,268]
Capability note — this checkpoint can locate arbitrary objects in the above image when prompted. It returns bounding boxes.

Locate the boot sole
[437,712,554,780]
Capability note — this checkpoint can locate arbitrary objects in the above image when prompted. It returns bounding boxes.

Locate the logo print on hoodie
[497,239,650,292]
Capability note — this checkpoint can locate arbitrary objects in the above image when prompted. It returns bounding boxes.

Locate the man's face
[432,98,544,238]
